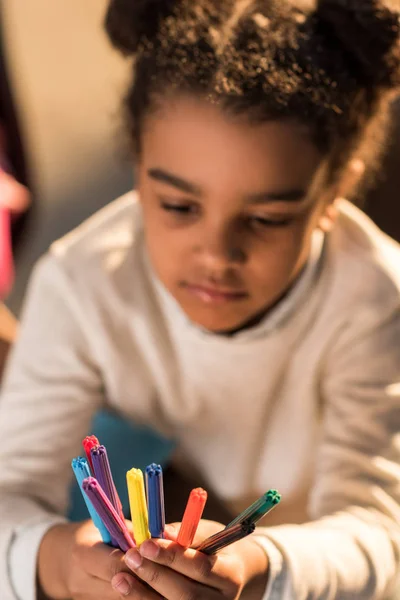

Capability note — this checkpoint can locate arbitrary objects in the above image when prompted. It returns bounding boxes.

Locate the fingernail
[125,549,143,570]
[139,540,160,559]
[114,576,132,596]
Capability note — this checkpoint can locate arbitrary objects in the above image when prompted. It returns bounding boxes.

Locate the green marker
[226,489,281,529]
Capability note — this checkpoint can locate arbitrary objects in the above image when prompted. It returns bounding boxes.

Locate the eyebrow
[148,168,306,203]
[148,169,202,196]
[247,189,306,203]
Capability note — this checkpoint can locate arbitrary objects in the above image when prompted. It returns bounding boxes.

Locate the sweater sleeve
[253,300,400,599]
[0,254,104,600]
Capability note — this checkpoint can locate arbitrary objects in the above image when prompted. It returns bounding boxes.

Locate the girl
[1,1,400,599]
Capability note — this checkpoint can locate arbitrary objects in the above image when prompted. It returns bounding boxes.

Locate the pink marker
[83,477,135,552]
[0,206,14,299]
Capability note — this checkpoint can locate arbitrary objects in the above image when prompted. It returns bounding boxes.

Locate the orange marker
[82,435,100,472]
[177,488,208,547]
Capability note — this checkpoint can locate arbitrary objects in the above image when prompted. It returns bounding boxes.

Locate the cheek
[282,217,318,275]
[146,224,189,257]
[143,218,190,283]
[249,221,315,287]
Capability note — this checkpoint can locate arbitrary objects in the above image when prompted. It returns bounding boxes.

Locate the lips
[182,282,248,304]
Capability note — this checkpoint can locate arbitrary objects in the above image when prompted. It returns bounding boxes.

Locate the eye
[160,200,199,216]
[249,215,293,229]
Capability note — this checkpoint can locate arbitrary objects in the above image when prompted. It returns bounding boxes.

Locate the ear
[336,158,366,199]
[318,200,339,233]
[317,158,365,233]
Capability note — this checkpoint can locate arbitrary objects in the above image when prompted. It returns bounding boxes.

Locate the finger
[164,524,179,541]
[145,540,219,583]
[78,541,127,582]
[125,546,221,599]
[165,520,224,545]
[191,521,226,546]
[112,571,162,599]
[70,573,122,600]
[139,536,246,596]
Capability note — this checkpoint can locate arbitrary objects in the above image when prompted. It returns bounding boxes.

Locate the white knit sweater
[0,193,399,600]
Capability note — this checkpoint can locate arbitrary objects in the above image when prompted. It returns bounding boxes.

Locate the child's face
[137,95,333,333]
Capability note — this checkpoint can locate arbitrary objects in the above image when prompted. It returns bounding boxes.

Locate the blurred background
[2,0,133,314]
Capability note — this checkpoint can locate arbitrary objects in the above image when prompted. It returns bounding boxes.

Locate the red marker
[177,488,208,548]
[82,435,100,473]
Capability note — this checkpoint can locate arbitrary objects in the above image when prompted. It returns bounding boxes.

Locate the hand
[38,520,139,599]
[113,520,269,599]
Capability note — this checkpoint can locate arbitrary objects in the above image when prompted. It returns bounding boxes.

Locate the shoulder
[45,191,144,286]
[50,191,140,262]
[325,200,400,321]
[27,191,148,314]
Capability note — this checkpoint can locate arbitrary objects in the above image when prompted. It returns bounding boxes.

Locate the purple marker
[82,477,135,552]
[91,445,123,545]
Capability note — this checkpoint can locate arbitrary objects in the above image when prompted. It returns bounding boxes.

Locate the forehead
[141,95,323,194]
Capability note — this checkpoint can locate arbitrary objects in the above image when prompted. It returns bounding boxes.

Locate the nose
[197,222,246,272]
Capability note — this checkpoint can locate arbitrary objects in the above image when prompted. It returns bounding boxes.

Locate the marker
[145,463,165,539]
[71,457,111,544]
[85,437,124,518]
[177,488,207,548]
[91,445,124,545]
[226,489,281,528]
[196,520,255,555]
[83,477,135,552]
[82,435,99,473]
[127,468,151,546]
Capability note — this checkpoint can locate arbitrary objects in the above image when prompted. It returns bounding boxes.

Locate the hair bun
[316,0,400,87]
[105,0,178,55]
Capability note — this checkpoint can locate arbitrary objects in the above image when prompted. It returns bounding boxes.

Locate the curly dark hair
[104,0,400,199]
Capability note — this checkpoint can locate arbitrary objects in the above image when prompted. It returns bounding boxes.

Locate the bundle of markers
[72,435,281,555]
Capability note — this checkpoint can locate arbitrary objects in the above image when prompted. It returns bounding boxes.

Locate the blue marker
[71,457,111,544]
[145,463,165,538]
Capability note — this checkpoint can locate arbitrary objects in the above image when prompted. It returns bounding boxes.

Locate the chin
[182,306,250,334]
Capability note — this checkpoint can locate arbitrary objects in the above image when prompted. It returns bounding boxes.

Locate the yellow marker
[127,468,151,546]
